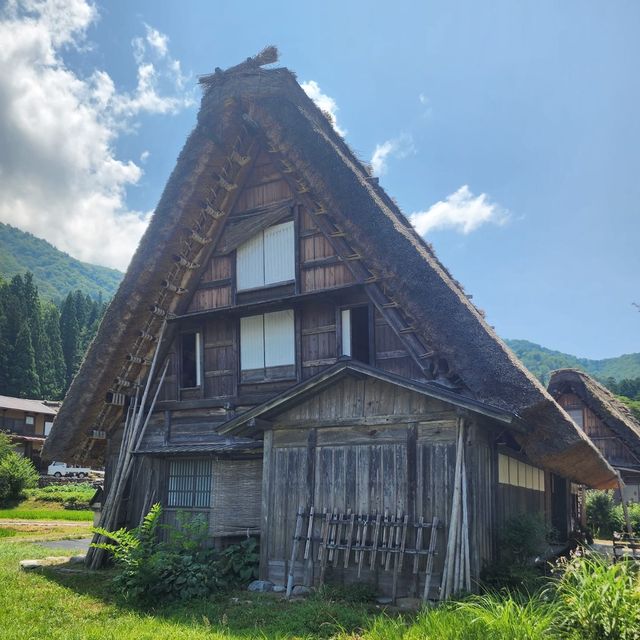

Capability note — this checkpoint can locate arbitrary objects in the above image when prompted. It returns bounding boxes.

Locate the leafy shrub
[585,490,623,538]
[554,554,640,640]
[92,503,259,605]
[0,447,39,505]
[481,513,548,591]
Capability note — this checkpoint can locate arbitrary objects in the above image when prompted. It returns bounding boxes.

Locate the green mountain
[0,223,123,301]
[505,339,640,384]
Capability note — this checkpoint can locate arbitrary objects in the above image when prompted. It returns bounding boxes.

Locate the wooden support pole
[286,506,304,598]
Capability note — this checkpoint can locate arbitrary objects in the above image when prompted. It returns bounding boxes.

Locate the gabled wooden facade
[549,369,640,502]
[45,49,618,599]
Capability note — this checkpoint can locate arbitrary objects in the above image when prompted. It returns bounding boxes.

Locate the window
[167,459,213,508]
[240,310,295,380]
[341,306,370,363]
[498,453,545,492]
[25,416,34,426]
[236,221,295,291]
[44,421,53,436]
[180,331,202,388]
[567,408,584,429]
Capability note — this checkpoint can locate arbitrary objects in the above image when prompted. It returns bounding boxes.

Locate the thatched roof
[43,49,618,488]
[548,369,640,461]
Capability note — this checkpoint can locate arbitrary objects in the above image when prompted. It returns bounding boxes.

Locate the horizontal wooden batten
[170,283,364,322]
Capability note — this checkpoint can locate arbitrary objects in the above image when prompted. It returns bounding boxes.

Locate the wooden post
[286,506,304,598]
[422,516,439,604]
[619,479,634,536]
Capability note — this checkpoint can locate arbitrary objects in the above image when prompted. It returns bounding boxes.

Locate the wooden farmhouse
[44,50,618,600]
[549,369,640,503]
[0,394,58,467]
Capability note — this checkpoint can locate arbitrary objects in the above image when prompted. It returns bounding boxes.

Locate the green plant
[0,527,16,538]
[25,482,95,506]
[316,582,378,604]
[554,554,640,640]
[481,513,548,591]
[585,490,624,537]
[0,448,39,505]
[92,504,260,605]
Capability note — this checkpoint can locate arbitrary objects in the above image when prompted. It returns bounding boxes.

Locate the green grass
[0,541,373,639]
[25,483,96,506]
[0,528,17,538]
[0,507,93,521]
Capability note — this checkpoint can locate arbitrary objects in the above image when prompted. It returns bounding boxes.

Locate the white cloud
[370,134,416,176]
[0,0,193,270]
[410,185,509,236]
[301,80,346,137]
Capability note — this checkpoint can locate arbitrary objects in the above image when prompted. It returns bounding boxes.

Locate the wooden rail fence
[285,507,442,603]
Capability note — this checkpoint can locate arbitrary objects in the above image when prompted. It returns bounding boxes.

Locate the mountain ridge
[0,222,123,301]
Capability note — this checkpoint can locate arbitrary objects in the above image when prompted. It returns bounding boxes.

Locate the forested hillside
[0,273,106,400]
[506,339,640,383]
[0,223,123,301]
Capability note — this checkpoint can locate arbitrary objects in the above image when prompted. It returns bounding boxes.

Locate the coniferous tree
[40,305,66,399]
[59,293,80,388]
[8,323,40,398]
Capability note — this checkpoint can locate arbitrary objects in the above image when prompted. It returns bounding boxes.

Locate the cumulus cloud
[409,185,509,236]
[370,134,416,176]
[301,80,346,137]
[0,0,193,270]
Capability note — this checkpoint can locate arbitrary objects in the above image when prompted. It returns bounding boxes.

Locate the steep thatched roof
[548,369,640,461]
[43,50,618,488]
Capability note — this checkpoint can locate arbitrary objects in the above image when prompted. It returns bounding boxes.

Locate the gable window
[567,408,584,429]
[236,221,295,291]
[180,331,202,388]
[240,310,295,381]
[341,306,371,363]
[167,459,212,508]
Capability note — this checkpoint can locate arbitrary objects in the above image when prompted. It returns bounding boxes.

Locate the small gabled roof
[218,360,514,435]
[548,369,640,461]
[43,49,618,489]
[0,395,58,416]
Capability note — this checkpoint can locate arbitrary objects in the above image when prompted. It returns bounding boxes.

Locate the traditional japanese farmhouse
[549,369,640,503]
[44,49,618,599]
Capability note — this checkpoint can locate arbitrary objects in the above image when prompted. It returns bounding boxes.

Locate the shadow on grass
[40,563,376,639]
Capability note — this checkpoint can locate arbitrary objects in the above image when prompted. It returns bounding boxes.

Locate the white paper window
[167,459,212,508]
[341,309,352,356]
[237,221,295,291]
[240,310,295,372]
[568,408,584,429]
[44,422,53,436]
[498,454,545,492]
[25,416,34,426]
[181,332,202,388]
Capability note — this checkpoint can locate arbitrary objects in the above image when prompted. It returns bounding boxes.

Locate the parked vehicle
[47,461,92,478]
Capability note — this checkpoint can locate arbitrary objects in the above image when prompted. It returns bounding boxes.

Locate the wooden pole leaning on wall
[86,321,169,569]
[440,417,467,600]
[286,507,305,598]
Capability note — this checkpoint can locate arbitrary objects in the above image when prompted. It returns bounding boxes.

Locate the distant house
[0,395,59,467]
[45,50,618,599]
[549,369,640,502]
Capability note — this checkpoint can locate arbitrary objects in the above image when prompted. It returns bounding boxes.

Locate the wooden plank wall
[300,301,337,379]
[373,309,424,380]
[299,208,355,292]
[263,377,469,597]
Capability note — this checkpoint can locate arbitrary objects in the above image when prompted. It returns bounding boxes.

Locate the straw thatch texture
[44,58,618,488]
[549,368,640,460]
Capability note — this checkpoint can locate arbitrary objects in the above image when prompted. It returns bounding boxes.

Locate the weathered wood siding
[125,455,262,540]
[261,376,495,596]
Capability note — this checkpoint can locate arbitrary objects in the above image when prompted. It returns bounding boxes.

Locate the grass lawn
[0,540,376,639]
[0,498,93,521]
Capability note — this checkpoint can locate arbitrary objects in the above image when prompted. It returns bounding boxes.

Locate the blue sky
[0,0,638,359]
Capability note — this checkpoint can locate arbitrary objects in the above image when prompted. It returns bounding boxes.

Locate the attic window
[498,454,545,492]
[240,310,295,381]
[341,306,371,363]
[567,408,584,429]
[180,331,202,388]
[236,221,295,291]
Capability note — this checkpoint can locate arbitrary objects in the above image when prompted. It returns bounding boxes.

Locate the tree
[39,305,66,399]
[7,322,40,398]
[59,293,80,387]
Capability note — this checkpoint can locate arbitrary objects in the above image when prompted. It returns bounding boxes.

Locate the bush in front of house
[585,490,624,538]
[0,433,39,505]
[92,503,258,606]
[480,513,550,591]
